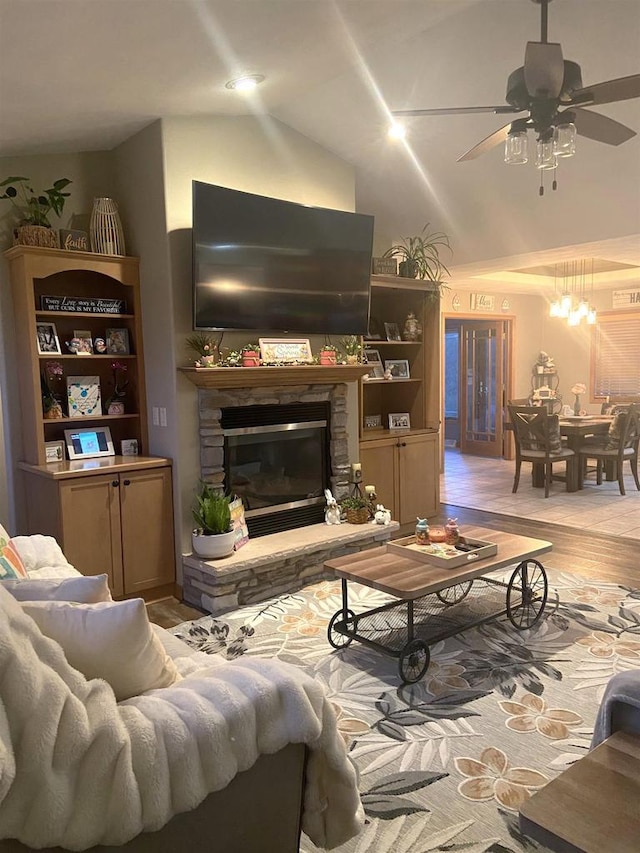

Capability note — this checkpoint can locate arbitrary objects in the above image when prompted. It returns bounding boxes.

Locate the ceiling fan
[392,0,640,176]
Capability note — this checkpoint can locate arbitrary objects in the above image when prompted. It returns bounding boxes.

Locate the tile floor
[441,449,640,541]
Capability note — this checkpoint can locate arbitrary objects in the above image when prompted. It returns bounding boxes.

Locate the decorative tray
[387,535,498,569]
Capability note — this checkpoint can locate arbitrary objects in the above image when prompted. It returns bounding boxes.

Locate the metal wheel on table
[398,639,430,684]
[436,580,473,606]
[506,559,548,629]
[327,609,356,649]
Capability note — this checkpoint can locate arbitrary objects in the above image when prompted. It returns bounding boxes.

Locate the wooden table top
[559,417,612,437]
[324,526,552,599]
[519,731,640,853]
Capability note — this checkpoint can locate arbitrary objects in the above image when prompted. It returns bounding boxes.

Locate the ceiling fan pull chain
[552,164,558,191]
[539,170,544,197]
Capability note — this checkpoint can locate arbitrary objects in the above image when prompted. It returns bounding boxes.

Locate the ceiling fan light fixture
[225,74,265,92]
[504,130,528,164]
[554,121,577,157]
[535,138,556,170]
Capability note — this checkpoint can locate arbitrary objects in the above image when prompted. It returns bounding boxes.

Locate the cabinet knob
[111,480,119,487]
[401,442,407,447]
[123,479,131,486]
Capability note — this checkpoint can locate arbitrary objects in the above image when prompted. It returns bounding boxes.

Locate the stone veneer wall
[197,382,351,498]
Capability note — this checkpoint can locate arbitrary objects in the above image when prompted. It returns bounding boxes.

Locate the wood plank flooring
[148,504,639,628]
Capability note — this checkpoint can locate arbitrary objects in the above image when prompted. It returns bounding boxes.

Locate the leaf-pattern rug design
[169,568,640,852]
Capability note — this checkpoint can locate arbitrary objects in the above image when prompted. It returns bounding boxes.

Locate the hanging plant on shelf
[105,361,129,415]
[0,176,72,249]
[41,361,64,419]
[382,222,452,301]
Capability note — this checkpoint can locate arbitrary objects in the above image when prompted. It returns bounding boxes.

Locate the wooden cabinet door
[397,433,439,524]
[119,466,175,594]
[359,439,398,518]
[58,474,124,596]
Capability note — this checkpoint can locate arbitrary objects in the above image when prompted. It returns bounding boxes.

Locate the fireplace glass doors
[221,402,330,537]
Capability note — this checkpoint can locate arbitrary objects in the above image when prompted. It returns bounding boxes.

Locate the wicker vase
[346,507,369,525]
[90,198,126,255]
[13,225,58,249]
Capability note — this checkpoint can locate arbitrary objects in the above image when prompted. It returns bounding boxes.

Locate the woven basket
[346,507,369,525]
[13,225,58,249]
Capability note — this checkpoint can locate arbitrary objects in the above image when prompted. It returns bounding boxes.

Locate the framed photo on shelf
[389,412,411,430]
[106,328,130,355]
[363,347,384,379]
[384,322,401,342]
[36,322,61,355]
[44,439,65,462]
[384,358,410,379]
[120,438,139,456]
[73,330,94,354]
[66,375,102,418]
[364,414,382,430]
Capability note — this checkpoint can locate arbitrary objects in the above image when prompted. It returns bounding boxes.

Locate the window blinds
[594,316,640,397]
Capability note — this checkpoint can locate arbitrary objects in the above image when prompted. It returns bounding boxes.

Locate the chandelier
[549,260,597,326]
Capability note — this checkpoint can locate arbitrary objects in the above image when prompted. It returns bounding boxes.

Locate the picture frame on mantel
[259,338,313,364]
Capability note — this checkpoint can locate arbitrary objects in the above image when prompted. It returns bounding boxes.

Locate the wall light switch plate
[152,407,159,426]
[159,407,167,427]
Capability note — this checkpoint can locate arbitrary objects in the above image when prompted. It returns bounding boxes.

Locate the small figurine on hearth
[324,489,341,525]
[374,504,391,526]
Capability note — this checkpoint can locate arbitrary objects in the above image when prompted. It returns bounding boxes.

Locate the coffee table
[324,526,552,683]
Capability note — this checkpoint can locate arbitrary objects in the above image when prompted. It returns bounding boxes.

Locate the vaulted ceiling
[1,0,638,291]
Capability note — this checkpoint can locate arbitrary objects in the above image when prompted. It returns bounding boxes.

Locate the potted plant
[186,332,222,367]
[340,335,361,364]
[340,495,370,525]
[41,361,64,419]
[105,361,129,415]
[0,176,72,248]
[241,343,261,367]
[382,223,452,299]
[191,482,235,559]
[319,341,338,366]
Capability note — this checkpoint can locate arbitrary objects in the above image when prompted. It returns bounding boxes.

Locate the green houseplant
[0,176,72,248]
[340,335,361,364]
[382,223,452,298]
[186,332,222,367]
[191,483,235,559]
[340,494,370,524]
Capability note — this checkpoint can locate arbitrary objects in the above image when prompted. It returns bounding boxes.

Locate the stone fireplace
[179,365,399,615]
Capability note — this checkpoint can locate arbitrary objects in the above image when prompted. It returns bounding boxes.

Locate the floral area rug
[169,568,640,853]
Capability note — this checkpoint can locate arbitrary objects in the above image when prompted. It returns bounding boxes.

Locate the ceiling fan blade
[571,107,637,145]
[457,122,514,162]
[524,42,564,98]
[391,105,521,117]
[568,74,640,107]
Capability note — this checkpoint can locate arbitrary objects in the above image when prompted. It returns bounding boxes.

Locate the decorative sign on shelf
[40,295,127,314]
[372,257,398,276]
[59,229,89,252]
[612,288,640,309]
[259,338,313,364]
[470,293,496,311]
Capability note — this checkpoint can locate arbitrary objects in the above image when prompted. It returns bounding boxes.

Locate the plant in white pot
[191,483,235,559]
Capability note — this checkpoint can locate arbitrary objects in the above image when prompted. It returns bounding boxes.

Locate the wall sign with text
[470,293,496,311]
[612,289,640,309]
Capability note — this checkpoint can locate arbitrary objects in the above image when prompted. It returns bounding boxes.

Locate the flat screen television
[192,181,373,334]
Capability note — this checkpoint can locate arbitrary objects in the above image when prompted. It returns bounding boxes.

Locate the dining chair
[577,404,640,495]
[507,405,576,498]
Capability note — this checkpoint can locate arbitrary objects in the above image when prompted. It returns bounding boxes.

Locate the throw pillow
[0,528,28,580]
[606,411,625,450]
[20,598,181,701]
[2,573,112,603]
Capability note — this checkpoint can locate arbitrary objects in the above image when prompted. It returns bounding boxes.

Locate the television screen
[192,181,373,334]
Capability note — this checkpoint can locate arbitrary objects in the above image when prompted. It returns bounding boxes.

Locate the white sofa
[0,534,364,852]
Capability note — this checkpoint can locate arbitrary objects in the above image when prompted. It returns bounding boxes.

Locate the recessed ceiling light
[225,75,265,92]
[388,122,406,140]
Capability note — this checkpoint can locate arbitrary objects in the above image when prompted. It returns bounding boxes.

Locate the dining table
[531,415,614,492]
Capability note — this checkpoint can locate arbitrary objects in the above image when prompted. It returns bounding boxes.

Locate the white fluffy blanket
[0,585,364,850]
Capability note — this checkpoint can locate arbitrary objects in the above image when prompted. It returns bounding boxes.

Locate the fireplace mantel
[179,364,370,389]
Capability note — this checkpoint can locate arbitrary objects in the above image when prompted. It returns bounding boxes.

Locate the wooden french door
[455,319,509,457]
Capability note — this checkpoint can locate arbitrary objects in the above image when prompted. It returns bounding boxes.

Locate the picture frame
[364,414,382,430]
[384,322,401,342]
[66,375,102,418]
[44,439,65,462]
[106,328,130,355]
[73,330,94,354]
[258,338,313,364]
[389,412,411,430]
[36,322,61,355]
[120,438,139,456]
[384,358,411,379]
[64,426,115,460]
[363,347,384,379]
